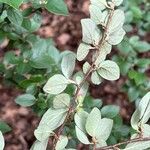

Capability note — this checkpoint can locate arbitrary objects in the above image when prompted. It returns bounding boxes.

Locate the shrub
[0,0,150,150]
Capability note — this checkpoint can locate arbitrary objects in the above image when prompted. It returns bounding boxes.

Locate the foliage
[113,0,150,102]
[0,0,150,149]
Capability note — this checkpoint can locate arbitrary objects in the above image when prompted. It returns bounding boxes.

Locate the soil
[0,0,148,150]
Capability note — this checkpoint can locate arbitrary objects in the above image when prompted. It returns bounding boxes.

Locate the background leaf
[15,94,36,107]
[0,0,23,9]
[45,0,68,16]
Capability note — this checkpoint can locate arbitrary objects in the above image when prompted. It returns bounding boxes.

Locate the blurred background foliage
[0,0,149,149]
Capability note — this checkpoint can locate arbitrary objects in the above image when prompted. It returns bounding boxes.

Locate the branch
[98,137,150,150]
[52,5,115,149]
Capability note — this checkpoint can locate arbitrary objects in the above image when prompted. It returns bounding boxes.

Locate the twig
[98,137,150,150]
[52,5,115,150]
[52,106,73,150]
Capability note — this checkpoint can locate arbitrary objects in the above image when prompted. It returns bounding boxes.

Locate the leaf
[15,94,36,107]
[0,0,23,9]
[0,121,11,133]
[101,105,120,118]
[35,108,68,141]
[53,93,70,109]
[7,9,23,25]
[30,39,60,69]
[98,60,120,81]
[77,43,92,61]
[74,111,89,132]
[128,70,146,85]
[0,131,4,150]
[77,82,89,105]
[83,62,91,74]
[100,42,112,55]
[45,0,68,16]
[85,107,101,137]
[109,9,125,33]
[129,36,150,52]
[113,0,123,6]
[61,52,76,78]
[75,126,90,145]
[131,92,150,131]
[91,71,102,85]
[96,118,113,141]
[96,138,107,148]
[81,18,101,45]
[94,42,112,67]
[34,124,54,142]
[30,139,48,150]
[107,28,126,45]
[56,135,68,150]
[124,124,150,150]
[23,14,42,32]
[89,5,102,24]
[43,74,70,95]
[90,0,107,10]
[124,140,150,150]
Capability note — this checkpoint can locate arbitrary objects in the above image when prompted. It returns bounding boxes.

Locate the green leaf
[0,121,11,133]
[101,105,120,118]
[131,6,142,19]
[113,0,123,6]
[43,74,70,95]
[109,9,125,33]
[85,107,101,137]
[35,108,68,141]
[74,110,89,145]
[95,118,113,141]
[91,71,102,85]
[90,0,107,10]
[77,82,89,105]
[98,60,120,81]
[89,5,102,24]
[77,43,92,61]
[124,139,150,150]
[124,124,150,150]
[53,93,70,109]
[34,124,54,142]
[56,135,68,150]
[15,94,36,107]
[81,18,101,45]
[61,52,76,78]
[30,139,48,150]
[7,9,23,25]
[128,70,146,85]
[95,42,112,67]
[83,62,91,74]
[0,0,23,9]
[75,126,90,145]
[107,28,126,45]
[129,36,150,52]
[75,111,89,132]
[96,138,107,148]
[22,13,42,32]
[0,10,7,23]
[131,92,150,131]
[30,40,59,69]
[0,131,4,150]
[45,0,68,16]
